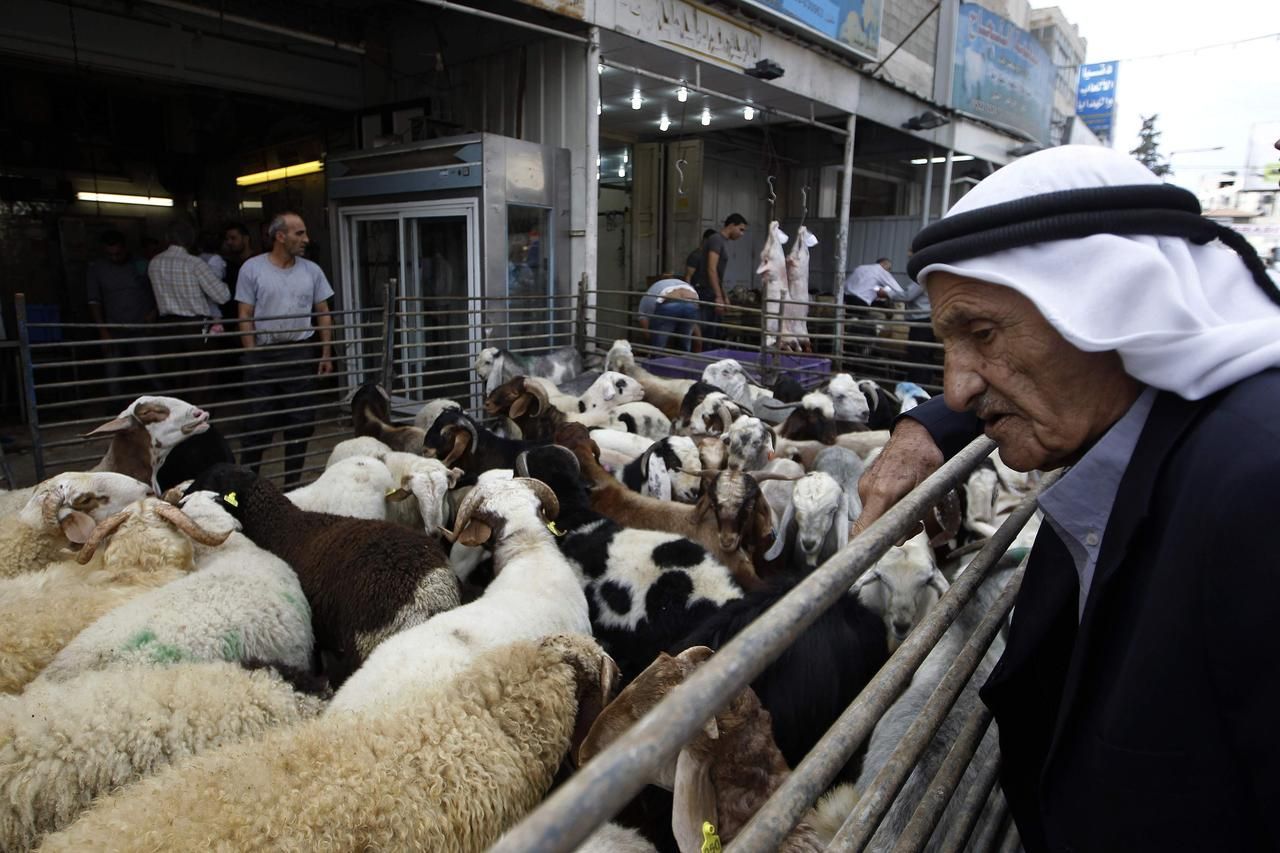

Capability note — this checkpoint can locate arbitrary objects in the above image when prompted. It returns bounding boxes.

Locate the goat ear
[132,401,171,424]
[441,426,471,468]
[385,484,414,503]
[691,492,712,523]
[456,518,493,548]
[570,651,621,767]
[509,392,534,420]
[671,746,718,853]
[752,496,773,543]
[447,467,465,488]
[851,569,879,596]
[58,510,98,545]
[928,569,949,596]
[82,415,134,438]
[484,355,505,397]
[763,498,794,562]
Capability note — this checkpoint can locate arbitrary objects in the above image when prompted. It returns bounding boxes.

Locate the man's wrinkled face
[928,271,1139,471]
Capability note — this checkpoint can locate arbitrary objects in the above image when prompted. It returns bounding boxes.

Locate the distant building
[1030,6,1089,147]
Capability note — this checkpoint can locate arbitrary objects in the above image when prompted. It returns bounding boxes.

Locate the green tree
[1130,115,1172,177]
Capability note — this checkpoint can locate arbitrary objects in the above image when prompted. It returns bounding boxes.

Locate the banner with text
[952,4,1055,144]
[1076,61,1119,142]
[736,0,883,64]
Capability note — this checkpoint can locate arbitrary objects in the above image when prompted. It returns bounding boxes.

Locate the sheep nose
[892,619,912,636]
[616,380,627,392]
[800,537,819,552]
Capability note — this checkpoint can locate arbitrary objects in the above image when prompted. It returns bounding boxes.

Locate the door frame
[334,198,481,404]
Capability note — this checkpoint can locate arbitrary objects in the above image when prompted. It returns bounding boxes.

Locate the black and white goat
[516,444,744,682]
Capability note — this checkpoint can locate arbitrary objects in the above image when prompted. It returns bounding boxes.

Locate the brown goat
[578,647,825,853]
[554,424,767,591]
[484,377,566,442]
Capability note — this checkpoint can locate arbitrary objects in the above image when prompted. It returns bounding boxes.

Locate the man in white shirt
[236,211,334,488]
[148,219,231,401]
[843,257,906,307]
[842,257,906,356]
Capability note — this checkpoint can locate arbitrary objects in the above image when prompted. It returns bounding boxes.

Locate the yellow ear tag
[546,520,565,537]
[701,822,721,853]
[386,488,397,496]
[223,492,239,508]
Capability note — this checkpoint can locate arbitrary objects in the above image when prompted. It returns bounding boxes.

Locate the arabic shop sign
[1077,61,1119,142]
[952,3,1055,144]
[735,0,884,64]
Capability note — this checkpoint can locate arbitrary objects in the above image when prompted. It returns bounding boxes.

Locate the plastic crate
[24,304,63,343]
[644,347,831,388]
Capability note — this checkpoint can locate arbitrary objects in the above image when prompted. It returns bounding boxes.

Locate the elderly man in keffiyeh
[854,145,1280,852]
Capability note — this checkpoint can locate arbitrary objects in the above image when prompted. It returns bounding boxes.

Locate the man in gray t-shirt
[691,214,747,344]
[235,211,334,487]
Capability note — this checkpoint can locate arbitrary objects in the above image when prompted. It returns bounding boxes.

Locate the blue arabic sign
[952,3,1055,144]
[1076,61,1119,141]
[737,0,884,63]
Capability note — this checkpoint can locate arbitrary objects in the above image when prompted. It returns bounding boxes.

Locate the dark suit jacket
[908,373,1280,852]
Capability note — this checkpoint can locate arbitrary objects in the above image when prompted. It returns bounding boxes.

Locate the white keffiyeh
[915,145,1280,400]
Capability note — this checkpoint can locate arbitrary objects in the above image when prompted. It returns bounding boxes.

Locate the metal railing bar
[729,471,1049,852]
[489,437,996,853]
[996,813,1023,853]
[830,561,1026,851]
[971,787,1011,853]
[932,732,1004,853]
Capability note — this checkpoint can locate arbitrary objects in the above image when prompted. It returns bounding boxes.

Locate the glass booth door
[338,200,480,407]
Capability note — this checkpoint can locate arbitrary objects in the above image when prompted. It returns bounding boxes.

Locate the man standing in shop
[691,214,747,343]
[149,219,231,400]
[236,211,333,489]
[87,230,158,401]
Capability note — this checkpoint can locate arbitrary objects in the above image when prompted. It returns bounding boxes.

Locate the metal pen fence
[587,286,944,395]
[12,283,1032,852]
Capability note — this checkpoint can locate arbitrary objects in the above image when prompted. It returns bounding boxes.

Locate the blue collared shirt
[1037,386,1158,621]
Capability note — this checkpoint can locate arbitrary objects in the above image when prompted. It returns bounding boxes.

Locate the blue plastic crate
[644,347,831,388]
[24,304,62,343]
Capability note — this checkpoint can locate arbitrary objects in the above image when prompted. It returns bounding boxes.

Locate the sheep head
[75,497,230,565]
[853,533,948,651]
[578,372,644,413]
[726,417,775,472]
[778,393,838,445]
[827,374,871,424]
[442,476,560,548]
[604,339,636,374]
[790,472,844,567]
[509,380,550,420]
[21,471,152,545]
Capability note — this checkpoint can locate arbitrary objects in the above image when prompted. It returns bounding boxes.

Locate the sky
[1049,0,1280,195]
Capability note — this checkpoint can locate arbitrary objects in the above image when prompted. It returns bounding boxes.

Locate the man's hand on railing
[853,417,944,539]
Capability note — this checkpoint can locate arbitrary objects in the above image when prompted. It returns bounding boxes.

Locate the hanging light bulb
[743,105,755,121]
[597,63,604,74]
[597,100,602,115]
[701,107,711,126]
[677,85,688,103]
[659,114,670,132]
[631,91,642,110]
[623,150,629,163]
[618,163,626,177]
[597,154,602,166]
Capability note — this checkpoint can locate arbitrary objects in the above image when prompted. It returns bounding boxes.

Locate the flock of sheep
[0,340,1039,852]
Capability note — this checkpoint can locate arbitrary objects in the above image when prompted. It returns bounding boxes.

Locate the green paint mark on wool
[281,590,311,621]
[220,631,244,661]
[147,643,188,664]
[123,629,157,651]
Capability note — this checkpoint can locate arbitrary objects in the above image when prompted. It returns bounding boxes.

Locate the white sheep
[620,435,703,503]
[328,477,591,714]
[0,661,325,852]
[578,371,646,413]
[826,373,872,424]
[40,635,617,853]
[854,532,949,652]
[591,427,656,477]
[37,491,312,683]
[685,391,747,435]
[0,497,229,693]
[86,395,213,493]
[0,472,151,578]
[702,358,771,412]
[285,455,397,519]
[726,416,774,471]
[606,401,672,440]
[604,338,693,420]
